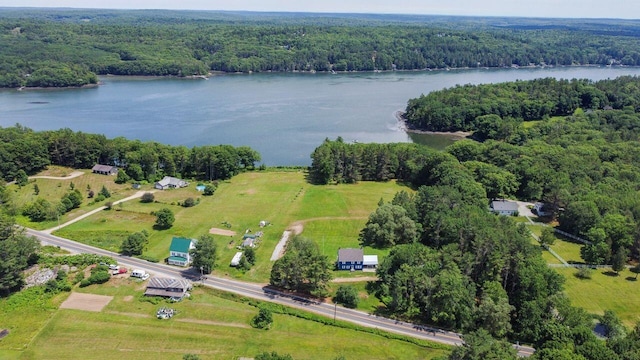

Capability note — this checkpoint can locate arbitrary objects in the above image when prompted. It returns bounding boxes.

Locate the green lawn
[555,267,640,328]
[53,171,409,283]
[6,279,447,360]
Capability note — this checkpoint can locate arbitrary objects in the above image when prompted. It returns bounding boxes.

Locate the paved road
[27,228,534,357]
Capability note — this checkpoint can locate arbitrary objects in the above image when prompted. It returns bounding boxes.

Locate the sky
[0,0,639,19]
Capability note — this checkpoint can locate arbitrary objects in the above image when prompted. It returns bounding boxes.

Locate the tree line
[0,125,261,183]
[3,10,640,86]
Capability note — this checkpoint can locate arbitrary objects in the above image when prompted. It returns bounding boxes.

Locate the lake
[3,66,640,166]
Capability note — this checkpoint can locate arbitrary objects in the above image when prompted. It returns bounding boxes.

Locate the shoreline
[394,111,472,139]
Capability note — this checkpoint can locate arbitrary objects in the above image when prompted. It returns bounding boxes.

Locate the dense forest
[0,125,261,183]
[2,9,640,87]
[308,76,640,358]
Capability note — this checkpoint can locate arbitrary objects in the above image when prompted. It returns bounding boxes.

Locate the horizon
[0,1,639,20]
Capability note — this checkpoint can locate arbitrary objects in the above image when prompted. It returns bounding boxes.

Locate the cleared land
[60,292,113,312]
[53,171,409,282]
[556,267,640,327]
[209,227,237,236]
[5,279,447,360]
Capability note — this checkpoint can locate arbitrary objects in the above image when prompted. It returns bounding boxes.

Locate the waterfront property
[91,164,118,175]
[167,237,195,267]
[490,200,519,216]
[144,277,192,300]
[155,176,188,190]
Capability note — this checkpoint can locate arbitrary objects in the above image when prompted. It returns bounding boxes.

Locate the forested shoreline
[0,125,261,183]
[308,75,640,359]
[2,9,640,87]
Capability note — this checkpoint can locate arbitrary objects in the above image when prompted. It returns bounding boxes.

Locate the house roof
[170,237,193,253]
[92,164,116,172]
[157,176,186,187]
[363,255,378,266]
[146,277,191,291]
[338,248,363,263]
[491,200,519,212]
[241,238,254,247]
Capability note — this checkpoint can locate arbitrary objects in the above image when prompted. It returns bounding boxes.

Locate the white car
[108,264,118,270]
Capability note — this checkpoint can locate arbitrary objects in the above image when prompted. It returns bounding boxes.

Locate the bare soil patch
[60,292,113,312]
[209,227,237,236]
[123,295,134,302]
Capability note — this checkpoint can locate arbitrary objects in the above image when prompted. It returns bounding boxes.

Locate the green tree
[190,234,216,274]
[0,214,40,295]
[539,227,556,248]
[251,307,273,329]
[120,231,149,256]
[244,247,256,265]
[140,192,155,203]
[335,285,359,309]
[15,169,28,187]
[203,184,216,196]
[270,236,332,297]
[474,281,515,338]
[359,203,418,248]
[115,169,130,184]
[601,310,626,339]
[449,329,518,360]
[154,208,175,229]
[33,183,39,195]
[99,185,111,198]
[611,248,628,275]
[255,352,294,360]
[183,197,196,207]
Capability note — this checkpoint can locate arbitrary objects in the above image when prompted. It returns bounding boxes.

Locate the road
[27,228,535,357]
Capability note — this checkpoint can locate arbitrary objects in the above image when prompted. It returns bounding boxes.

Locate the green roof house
[168,237,195,267]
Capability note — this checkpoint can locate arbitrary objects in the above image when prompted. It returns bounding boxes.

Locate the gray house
[144,277,192,300]
[92,164,118,175]
[155,176,188,190]
[490,200,519,216]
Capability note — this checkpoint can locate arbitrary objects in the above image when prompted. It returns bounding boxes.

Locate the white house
[490,200,519,216]
[167,237,196,267]
[155,176,188,190]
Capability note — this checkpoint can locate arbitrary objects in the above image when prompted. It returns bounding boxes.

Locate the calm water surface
[3,67,640,165]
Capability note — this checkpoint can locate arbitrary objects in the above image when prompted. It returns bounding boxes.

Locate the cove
[2,66,640,166]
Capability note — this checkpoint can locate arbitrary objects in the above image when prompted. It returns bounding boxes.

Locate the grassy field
[555,267,640,328]
[53,171,409,282]
[2,278,447,360]
[8,166,139,230]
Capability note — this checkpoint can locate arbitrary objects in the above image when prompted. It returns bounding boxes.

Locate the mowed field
[3,278,447,360]
[555,267,640,328]
[48,170,409,282]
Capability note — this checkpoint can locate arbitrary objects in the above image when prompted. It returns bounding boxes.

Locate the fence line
[553,228,592,245]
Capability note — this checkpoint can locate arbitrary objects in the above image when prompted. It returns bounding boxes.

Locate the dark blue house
[337,248,364,271]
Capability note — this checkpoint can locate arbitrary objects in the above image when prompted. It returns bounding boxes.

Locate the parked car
[108,264,118,270]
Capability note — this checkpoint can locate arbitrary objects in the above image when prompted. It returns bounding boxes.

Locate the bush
[251,307,273,329]
[136,255,160,263]
[183,197,196,207]
[203,184,216,196]
[575,267,593,279]
[335,285,359,309]
[140,192,155,203]
[73,271,85,284]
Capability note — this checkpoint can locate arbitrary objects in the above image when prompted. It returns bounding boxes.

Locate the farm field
[2,278,447,360]
[52,170,409,283]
